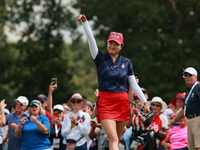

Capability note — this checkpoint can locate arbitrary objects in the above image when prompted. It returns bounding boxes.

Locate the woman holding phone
[77,14,149,150]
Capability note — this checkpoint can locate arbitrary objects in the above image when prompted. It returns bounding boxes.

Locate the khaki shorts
[187,116,200,149]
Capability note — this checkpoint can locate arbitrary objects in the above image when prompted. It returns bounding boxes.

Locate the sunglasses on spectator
[183,73,193,78]
[16,102,23,106]
[65,108,71,111]
[71,100,81,104]
[53,110,62,114]
[31,101,40,105]
[151,104,160,107]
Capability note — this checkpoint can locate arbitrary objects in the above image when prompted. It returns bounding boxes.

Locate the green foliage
[73,0,200,103]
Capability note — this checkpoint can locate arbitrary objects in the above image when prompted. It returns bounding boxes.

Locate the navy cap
[36,94,48,102]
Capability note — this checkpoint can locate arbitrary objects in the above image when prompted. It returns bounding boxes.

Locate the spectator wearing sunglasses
[49,104,65,150]
[77,14,149,150]
[36,93,53,122]
[1,96,29,150]
[169,67,200,150]
[61,93,91,150]
[62,103,71,114]
[150,97,169,149]
[15,100,51,150]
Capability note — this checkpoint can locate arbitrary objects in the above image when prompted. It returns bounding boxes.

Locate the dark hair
[9,103,15,113]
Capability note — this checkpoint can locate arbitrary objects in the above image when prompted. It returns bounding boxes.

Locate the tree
[73,0,200,103]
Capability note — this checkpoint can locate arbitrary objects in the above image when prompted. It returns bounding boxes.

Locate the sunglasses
[16,102,23,106]
[65,108,71,111]
[183,73,193,78]
[31,101,40,106]
[151,104,160,107]
[71,100,81,104]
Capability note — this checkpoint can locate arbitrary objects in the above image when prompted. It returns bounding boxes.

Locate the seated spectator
[161,116,188,150]
[61,93,91,150]
[150,96,169,149]
[163,103,176,122]
[15,100,51,150]
[49,104,65,150]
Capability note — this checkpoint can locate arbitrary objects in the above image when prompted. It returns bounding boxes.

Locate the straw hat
[150,96,167,113]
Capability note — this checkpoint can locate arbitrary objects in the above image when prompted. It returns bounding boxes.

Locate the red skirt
[95,91,130,123]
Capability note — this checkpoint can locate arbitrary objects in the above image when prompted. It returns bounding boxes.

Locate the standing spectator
[36,94,53,122]
[0,99,7,150]
[161,116,188,150]
[1,96,29,150]
[62,103,71,114]
[77,14,149,150]
[126,93,154,150]
[168,67,200,150]
[61,93,91,150]
[150,97,169,149]
[49,104,65,150]
[1,109,10,150]
[15,100,51,150]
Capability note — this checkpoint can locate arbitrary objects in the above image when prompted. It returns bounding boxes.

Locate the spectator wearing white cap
[0,96,29,150]
[169,67,200,150]
[150,96,169,149]
[15,100,51,150]
[49,104,65,150]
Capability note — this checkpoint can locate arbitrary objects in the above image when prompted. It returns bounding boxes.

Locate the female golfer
[77,14,149,150]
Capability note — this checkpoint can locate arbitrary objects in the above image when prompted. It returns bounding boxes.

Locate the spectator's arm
[77,113,91,135]
[0,99,7,126]
[88,121,97,139]
[61,114,72,137]
[47,82,56,114]
[2,130,8,145]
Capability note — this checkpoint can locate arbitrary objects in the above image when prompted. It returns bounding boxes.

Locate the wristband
[18,125,23,129]
[75,123,78,126]
[138,114,142,118]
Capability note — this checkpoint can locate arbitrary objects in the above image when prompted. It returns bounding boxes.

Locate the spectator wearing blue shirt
[1,96,29,150]
[15,100,51,150]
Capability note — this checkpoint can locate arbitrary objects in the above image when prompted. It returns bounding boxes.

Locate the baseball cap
[141,87,148,95]
[53,104,64,112]
[36,94,48,102]
[183,67,198,76]
[107,32,123,44]
[15,96,29,106]
[86,101,93,111]
[30,100,41,107]
[0,108,10,115]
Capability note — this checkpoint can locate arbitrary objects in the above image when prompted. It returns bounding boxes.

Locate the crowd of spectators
[1,67,199,150]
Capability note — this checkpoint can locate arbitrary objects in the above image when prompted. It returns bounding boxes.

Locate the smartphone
[51,78,57,85]
[53,111,59,118]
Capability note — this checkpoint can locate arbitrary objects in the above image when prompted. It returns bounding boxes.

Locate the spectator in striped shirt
[126,93,154,150]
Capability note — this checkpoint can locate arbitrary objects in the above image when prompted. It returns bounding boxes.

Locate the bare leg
[101,119,119,150]
[116,121,127,142]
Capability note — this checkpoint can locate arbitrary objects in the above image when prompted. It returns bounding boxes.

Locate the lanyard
[184,81,198,104]
[184,81,198,116]
[55,123,60,137]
